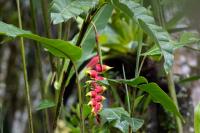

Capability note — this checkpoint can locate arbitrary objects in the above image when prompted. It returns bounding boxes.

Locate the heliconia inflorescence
[85,56,112,116]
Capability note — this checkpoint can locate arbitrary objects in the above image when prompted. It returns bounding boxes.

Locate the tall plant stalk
[131,28,143,117]
[16,0,34,132]
[29,0,50,132]
[167,71,183,133]
[53,13,93,129]
[73,63,85,133]
[40,0,56,73]
[151,0,183,132]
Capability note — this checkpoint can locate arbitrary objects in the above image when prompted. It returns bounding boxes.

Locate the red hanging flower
[85,56,112,116]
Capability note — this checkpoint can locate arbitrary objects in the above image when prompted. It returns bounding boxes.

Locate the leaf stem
[16,0,34,132]
[135,29,143,77]
[91,21,103,66]
[122,64,131,114]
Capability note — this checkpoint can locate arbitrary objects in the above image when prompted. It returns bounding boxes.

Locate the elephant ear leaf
[0,21,82,61]
[50,0,98,24]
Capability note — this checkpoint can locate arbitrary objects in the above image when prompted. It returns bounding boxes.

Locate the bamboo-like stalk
[29,0,50,132]
[40,0,56,73]
[16,0,34,132]
[150,0,183,132]
[73,63,85,133]
[167,71,183,133]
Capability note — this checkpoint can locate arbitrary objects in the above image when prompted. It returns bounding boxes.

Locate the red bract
[87,70,98,79]
[95,76,104,80]
[88,99,97,106]
[86,56,99,68]
[95,64,112,72]
[92,103,102,115]
[94,85,106,94]
[86,91,97,98]
[95,95,105,102]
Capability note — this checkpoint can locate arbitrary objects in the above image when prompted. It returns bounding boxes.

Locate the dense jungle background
[1,0,200,133]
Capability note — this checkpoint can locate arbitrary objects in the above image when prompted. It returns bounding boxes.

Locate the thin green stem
[29,0,50,132]
[138,55,146,75]
[135,29,143,77]
[73,62,85,133]
[167,71,183,133]
[131,29,143,117]
[16,0,34,132]
[41,0,56,73]
[91,21,103,66]
[122,64,131,114]
[151,0,183,132]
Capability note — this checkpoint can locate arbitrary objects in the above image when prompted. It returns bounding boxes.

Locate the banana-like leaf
[111,0,175,73]
[50,0,98,24]
[117,76,184,122]
[0,21,82,61]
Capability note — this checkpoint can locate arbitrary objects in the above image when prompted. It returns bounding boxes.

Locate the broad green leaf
[100,107,129,123]
[100,107,144,133]
[195,102,200,133]
[0,21,82,61]
[137,83,184,121]
[50,0,98,24]
[111,0,174,73]
[142,32,200,57]
[138,19,174,73]
[121,115,144,132]
[36,100,55,111]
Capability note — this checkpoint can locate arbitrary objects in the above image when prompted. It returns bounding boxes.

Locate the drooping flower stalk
[85,58,111,116]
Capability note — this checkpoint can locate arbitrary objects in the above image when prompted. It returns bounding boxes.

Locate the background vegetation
[0,0,200,133]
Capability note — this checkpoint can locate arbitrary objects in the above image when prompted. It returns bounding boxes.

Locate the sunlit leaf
[0,21,82,61]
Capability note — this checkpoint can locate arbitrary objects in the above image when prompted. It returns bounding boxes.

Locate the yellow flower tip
[85,70,90,75]
[86,80,92,84]
[102,96,106,101]
[102,86,107,91]
[106,66,113,71]
[86,92,91,97]
[88,101,92,106]
[91,108,97,116]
